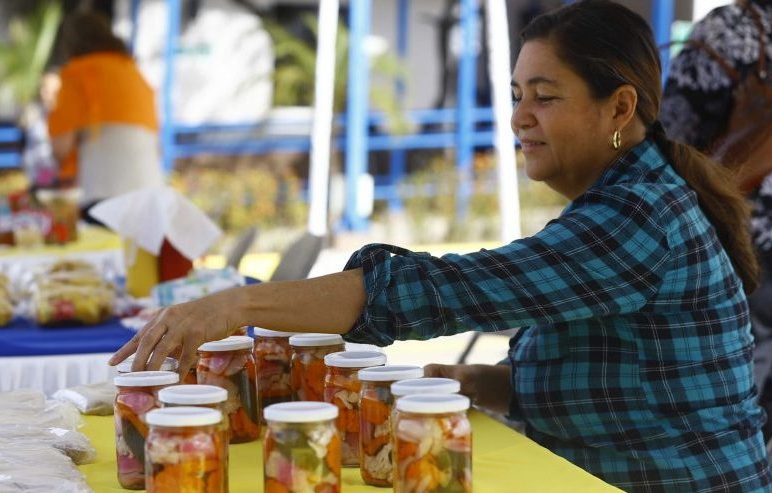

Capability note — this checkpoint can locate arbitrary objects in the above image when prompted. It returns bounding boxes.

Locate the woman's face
[511,39,618,199]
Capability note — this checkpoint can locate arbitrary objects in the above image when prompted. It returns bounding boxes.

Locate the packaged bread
[33,283,114,326]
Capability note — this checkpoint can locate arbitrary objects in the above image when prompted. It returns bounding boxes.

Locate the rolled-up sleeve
[343,185,672,346]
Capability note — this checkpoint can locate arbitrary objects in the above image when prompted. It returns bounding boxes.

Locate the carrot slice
[265,478,289,493]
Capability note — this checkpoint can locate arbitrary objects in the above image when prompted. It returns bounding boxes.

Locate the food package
[0,424,96,464]
[0,390,82,430]
[0,272,14,327]
[33,283,115,326]
[0,444,92,493]
[53,381,117,416]
[151,267,244,307]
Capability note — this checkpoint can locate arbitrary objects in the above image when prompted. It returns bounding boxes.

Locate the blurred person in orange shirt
[48,12,163,222]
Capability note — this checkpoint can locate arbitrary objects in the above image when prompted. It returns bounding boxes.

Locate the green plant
[263,14,412,134]
[0,2,62,109]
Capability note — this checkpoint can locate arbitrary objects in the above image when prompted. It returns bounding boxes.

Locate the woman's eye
[513,95,522,103]
[537,95,556,102]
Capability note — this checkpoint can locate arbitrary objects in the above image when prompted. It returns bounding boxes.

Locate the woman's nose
[511,102,533,134]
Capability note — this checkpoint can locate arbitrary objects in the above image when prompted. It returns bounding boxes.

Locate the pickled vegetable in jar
[253,327,296,421]
[357,365,424,486]
[158,384,230,491]
[393,394,472,493]
[116,355,178,373]
[264,402,341,493]
[322,351,387,467]
[289,334,344,402]
[197,336,260,443]
[145,406,226,493]
[113,370,180,490]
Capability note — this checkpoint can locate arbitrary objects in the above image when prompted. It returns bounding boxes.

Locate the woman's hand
[109,269,367,377]
[109,287,246,376]
[423,363,512,415]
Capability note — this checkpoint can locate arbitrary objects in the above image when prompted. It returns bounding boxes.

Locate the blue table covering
[0,277,260,357]
[0,317,134,357]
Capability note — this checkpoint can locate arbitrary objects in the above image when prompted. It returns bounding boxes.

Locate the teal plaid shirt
[344,139,772,492]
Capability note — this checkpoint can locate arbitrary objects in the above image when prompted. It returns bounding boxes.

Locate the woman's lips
[520,139,546,152]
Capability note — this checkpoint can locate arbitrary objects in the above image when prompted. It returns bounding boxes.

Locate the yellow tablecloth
[79,412,621,492]
[0,224,122,257]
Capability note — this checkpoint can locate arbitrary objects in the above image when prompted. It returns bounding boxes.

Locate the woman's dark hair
[58,12,128,62]
[521,0,759,293]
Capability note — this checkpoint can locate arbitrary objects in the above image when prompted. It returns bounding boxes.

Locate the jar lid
[114,371,180,387]
[324,350,386,368]
[146,406,222,427]
[358,365,424,382]
[288,333,344,347]
[116,354,178,373]
[253,327,296,338]
[395,394,470,414]
[390,378,461,397]
[198,336,253,352]
[264,402,338,423]
[158,385,227,405]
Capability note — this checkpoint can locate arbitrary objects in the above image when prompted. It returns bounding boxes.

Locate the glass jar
[158,384,230,491]
[113,371,180,490]
[393,394,472,493]
[116,355,178,373]
[263,402,341,493]
[357,365,424,486]
[390,378,461,434]
[289,334,344,402]
[323,351,387,467]
[145,407,226,493]
[253,327,296,421]
[198,336,260,443]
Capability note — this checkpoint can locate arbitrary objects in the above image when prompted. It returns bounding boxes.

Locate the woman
[48,12,163,218]
[661,0,772,443]
[113,1,771,490]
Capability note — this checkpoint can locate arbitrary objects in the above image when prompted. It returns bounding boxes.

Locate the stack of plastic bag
[0,390,95,492]
[53,381,117,416]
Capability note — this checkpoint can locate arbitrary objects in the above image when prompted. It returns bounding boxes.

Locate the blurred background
[0,0,734,366]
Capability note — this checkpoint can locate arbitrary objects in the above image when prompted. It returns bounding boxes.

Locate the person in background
[660,0,772,443]
[47,11,163,222]
[112,1,771,490]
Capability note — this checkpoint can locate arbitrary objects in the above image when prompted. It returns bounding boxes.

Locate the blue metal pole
[343,0,372,230]
[129,0,141,55]
[161,0,181,174]
[653,0,674,82]
[456,0,478,221]
[388,0,409,212]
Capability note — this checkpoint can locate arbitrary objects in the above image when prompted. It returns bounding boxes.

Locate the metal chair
[269,232,324,281]
[226,227,258,269]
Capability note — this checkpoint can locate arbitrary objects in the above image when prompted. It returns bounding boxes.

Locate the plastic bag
[0,425,96,465]
[53,381,117,416]
[32,283,114,326]
[0,390,82,430]
[0,444,92,493]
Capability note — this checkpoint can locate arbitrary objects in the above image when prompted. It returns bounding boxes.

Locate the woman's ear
[609,84,638,129]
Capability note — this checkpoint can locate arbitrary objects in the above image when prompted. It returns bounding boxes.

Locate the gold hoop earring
[610,130,622,150]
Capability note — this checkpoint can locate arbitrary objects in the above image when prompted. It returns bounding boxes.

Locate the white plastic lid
[198,336,253,352]
[396,394,470,414]
[288,333,344,347]
[253,327,296,338]
[390,378,461,397]
[324,351,386,368]
[158,385,227,405]
[264,402,339,423]
[116,355,178,373]
[358,365,424,382]
[114,371,180,387]
[146,406,223,427]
